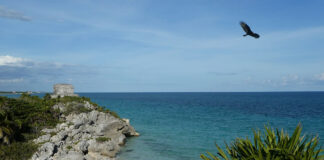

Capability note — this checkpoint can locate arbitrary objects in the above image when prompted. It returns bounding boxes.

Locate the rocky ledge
[32,101,139,160]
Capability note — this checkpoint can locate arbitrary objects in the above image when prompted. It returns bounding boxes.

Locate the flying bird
[240,21,260,38]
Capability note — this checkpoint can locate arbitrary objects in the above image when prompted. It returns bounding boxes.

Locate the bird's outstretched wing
[251,33,260,38]
[240,21,252,34]
[240,21,260,38]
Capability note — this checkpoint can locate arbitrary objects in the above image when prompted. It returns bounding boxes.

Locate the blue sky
[1,0,324,92]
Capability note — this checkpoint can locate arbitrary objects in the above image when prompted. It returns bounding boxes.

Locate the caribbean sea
[77,92,324,160]
[4,92,323,159]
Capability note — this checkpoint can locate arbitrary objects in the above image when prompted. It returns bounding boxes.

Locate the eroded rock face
[32,102,139,160]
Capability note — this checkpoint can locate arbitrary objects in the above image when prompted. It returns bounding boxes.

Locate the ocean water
[77,92,324,160]
[3,92,323,159]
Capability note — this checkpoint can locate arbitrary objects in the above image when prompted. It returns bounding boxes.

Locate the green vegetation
[67,122,74,127]
[0,94,60,159]
[63,103,92,116]
[66,145,72,150]
[98,106,120,119]
[0,93,119,159]
[201,124,323,160]
[96,137,111,142]
[0,141,39,160]
[49,132,57,137]
[0,94,60,144]
[55,95,91,104]
[74,140,80,145]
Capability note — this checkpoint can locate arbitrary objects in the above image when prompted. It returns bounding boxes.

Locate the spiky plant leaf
[201,124,323,160]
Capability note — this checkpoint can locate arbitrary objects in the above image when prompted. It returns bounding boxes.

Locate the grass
[96,137,111,142]
[49,132,56,137]
[66,145,72,150]
[74,140,80,145]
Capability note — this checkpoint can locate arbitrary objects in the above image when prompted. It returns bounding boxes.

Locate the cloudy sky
[1,0,324,92]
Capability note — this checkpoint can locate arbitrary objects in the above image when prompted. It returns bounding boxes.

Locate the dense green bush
[0,94,61,159]
[0,95,60,144]
[201,124,323,160]
[0,141,38,160]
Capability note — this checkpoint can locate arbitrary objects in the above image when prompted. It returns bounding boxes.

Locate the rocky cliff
[32,101,139,160]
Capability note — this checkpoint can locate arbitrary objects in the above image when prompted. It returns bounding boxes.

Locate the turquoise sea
[78,92,324,160]
[3,92,324,159]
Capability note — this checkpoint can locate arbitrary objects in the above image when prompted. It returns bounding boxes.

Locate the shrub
[52,96,119,118]
[96,137,111,142]
[109,111,120,119]
[97,106,120,119]
[63,104,91,116]
[54,96,93,104]
[43,93,51,101]
[0,141,38,160]
[49,132,56,137]
[0,95,60,160]
[201,124,323,160]
[66,145,72,150]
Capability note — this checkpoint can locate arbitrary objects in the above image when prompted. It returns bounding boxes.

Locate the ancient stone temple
[51,84,78,98]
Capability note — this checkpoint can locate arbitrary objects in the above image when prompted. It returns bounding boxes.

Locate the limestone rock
[34,134,51,144]
[53,103,65,112]
[88,139,117,158]
[32,101,139,160]
[32,142,56,160]
[58,151,85,160]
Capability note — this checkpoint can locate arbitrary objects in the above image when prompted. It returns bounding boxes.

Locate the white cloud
[13,2,324,51]
[0,55,97,85]
[259,74,307,87]
[0,78,23,83]
[0,55,26,66]
[281,75,300,86]
[315,73,324,81]
[0,5,31,21]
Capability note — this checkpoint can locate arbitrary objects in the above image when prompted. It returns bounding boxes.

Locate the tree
[43,93,51,101]
[0,109,14,145]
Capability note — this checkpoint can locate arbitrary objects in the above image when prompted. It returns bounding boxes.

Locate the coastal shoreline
[32,100,139,160]
[0,94,138,160]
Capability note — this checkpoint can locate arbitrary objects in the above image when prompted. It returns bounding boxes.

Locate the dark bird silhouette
[240,21,260,38]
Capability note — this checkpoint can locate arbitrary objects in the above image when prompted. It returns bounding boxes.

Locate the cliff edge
[32,101,139,160]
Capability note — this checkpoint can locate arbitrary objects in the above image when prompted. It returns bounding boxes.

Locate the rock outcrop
[32,101,139,160]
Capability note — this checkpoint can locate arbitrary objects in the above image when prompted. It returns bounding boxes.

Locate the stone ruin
[51,84,78,98]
